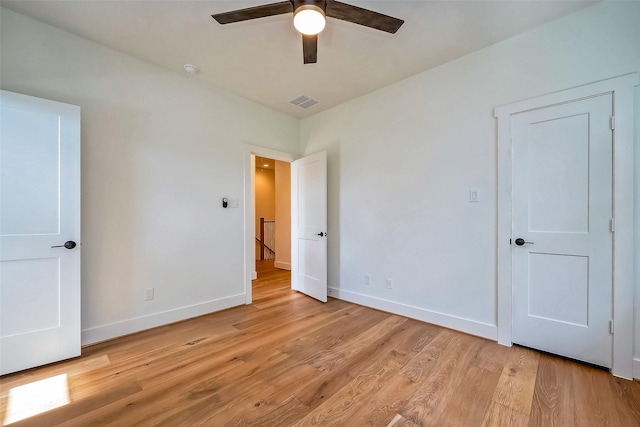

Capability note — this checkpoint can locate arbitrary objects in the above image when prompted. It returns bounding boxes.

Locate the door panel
[1,108,61,235]
[0,90,81,375]
[511,94,612,368]
[1,258,61,336]
[291,151,327,302]
[527,253,588,326]
[527,113,589,233]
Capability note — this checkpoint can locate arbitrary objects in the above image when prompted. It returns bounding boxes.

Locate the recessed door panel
[1,258,61,336]
[528,253,588,326]
[528,114,589,233]
[0,107,60,236]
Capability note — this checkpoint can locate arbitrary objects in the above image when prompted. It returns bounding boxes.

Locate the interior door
[291,151,327,302]
[511,93,613,367]
[0,90,81,375]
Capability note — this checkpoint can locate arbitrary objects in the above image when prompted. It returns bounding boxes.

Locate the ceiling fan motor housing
[293,0,327,14]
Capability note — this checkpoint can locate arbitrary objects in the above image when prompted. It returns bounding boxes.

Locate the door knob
[51,241,77,249]
[514,238,534,246]
[316,232,325,237]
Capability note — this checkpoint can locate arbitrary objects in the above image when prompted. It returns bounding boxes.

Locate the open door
[0,91,81,375]
[291,151,327,302]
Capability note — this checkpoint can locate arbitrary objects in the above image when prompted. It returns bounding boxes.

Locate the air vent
[289,95,319,110]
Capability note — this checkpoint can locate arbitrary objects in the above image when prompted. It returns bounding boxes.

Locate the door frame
[243,144,295,304]
[494,73,638,379]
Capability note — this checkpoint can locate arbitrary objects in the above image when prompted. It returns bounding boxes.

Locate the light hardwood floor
[2,260,639,426]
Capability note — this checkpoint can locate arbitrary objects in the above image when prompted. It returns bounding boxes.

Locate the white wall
[274,160,292,270]
[0,8,299,344]
[300,1,640,351]
[255,167,275,260]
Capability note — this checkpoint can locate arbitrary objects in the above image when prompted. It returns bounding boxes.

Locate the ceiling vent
[289,95,319,110]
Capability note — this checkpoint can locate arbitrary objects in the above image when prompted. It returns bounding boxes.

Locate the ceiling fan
[212,0,404,64]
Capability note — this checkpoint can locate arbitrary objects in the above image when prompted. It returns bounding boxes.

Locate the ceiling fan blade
[212,1,293,25]
[302,34,318,64]
[326,1,404,34]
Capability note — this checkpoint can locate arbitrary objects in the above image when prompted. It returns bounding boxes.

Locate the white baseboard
[81,294,246,346]
[274,261,291,270]
[634,358,640,379]
[328,287,497,341]
[251,271,257,280]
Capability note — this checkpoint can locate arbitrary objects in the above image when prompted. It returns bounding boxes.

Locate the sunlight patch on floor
[3,374,70,425]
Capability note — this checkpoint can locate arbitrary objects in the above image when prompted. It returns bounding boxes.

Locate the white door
[291,151,327,302]
[0,90,81,375]
[511,94,613,367]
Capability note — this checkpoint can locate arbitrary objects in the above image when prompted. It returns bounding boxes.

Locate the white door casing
[495,73,638,379]
[0,90,81,375]
[291,151,327,302]
[511,94,613,368]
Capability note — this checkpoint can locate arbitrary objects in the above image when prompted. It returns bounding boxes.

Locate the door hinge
[609,320,614,334]
[610,116,615,130]
[609,218,615,232]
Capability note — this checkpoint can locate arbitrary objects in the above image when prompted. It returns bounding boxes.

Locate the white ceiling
[1,0,597,118]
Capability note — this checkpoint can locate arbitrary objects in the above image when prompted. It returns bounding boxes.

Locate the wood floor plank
[386,413,419,427]
[571,362,625,427]
[436,366,501,427]
[341,373,420,426]
[304,315,407,374]
[291,346,413,426]
[7,380,142,427]
[528,354,575,426]
[293,316,418,410]
[491,345,540,415]
[481,401,530,427]
[398,329,456,384]
[397,333,486,426]
[610,375,640,423]
[2,261,639,426]
[472,339,512,373]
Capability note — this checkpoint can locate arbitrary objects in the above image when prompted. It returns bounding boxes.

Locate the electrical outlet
[145,288,154,301]
[386,278,392,289]
[469,189,479,202]
[364,275,371,286]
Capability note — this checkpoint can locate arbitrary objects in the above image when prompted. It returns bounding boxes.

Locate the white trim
[494,73,638,379]
[274,261,291,270]
[634,358,640,380]
[243,144,295,305]
[329,287,497,341]
[81,294,246,346]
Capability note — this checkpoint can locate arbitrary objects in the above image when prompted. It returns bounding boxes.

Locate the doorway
[253,156,292,277]
[243,146,329,306]
[243,145,294,304]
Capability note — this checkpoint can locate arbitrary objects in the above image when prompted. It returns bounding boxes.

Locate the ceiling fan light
[293,5,326,35]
